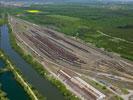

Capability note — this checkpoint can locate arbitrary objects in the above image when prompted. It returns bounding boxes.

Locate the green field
[26,10,41,13]
[2,4,133,60]
[0,10,4,25]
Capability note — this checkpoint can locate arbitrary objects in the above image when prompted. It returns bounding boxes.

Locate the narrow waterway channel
[0,59,30,100]
[0,25,65,100]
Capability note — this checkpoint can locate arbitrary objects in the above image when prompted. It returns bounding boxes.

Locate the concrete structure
[58,70,106,100]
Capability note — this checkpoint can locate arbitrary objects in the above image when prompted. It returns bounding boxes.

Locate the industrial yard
[9,16,133,100]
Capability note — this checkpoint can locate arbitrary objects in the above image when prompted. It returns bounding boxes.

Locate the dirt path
[97,30,133,44]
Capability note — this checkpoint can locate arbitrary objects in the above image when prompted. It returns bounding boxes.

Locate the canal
[0,59,30,100]
[0,25,65,100]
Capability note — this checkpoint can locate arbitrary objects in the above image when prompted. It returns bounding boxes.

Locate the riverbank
[0,51,45,100]
[0,86,9,100]
[0,36,9,100]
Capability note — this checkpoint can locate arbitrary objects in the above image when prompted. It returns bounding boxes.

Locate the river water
[0,59,30,100]
[0,25,65,100]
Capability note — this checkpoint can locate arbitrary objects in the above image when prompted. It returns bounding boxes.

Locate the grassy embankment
[0,88,9,100]
[8,22,79,100]
[18,4,133,61]
[0,80,9,100]
[0,15,6,26]
[0,19,5,26]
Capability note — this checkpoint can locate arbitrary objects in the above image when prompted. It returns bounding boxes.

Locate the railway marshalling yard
[9,16,133,100]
